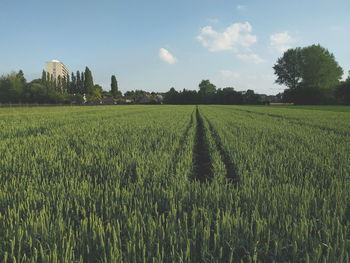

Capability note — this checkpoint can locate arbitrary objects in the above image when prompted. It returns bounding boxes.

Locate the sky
[0,0,349,95]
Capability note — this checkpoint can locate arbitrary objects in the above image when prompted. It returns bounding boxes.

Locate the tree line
[0,67,121,104]
[163,80,263,105]
[1,44,349,105]
[163,44,349,105]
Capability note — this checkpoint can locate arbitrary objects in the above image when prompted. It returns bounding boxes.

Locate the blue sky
[0,0,349,95]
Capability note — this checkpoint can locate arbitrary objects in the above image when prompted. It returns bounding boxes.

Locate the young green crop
[0,105,348,262]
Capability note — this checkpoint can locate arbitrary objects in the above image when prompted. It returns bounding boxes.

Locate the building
[46,59,69,81]
[99,97,117,105]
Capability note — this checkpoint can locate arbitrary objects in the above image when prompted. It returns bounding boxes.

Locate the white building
[45,59,69,81]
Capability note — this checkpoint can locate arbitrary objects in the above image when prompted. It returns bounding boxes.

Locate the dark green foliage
[76,70,82,94]
[198,79,216,94]
[242,89,261,104]
[164,87,179,104]
[164,82,252,104]
[84,67,94,94]
[0,71,26,103]
[335,77,350,105]
[110,75,120,98]
[0,67,105,104]
[215,87,243,104]
[274,45,344,104]
[199,79,216,104]
[273,48,303,90]
[41,70,46,82]
[124,89,147,98]
[301,45,343,89]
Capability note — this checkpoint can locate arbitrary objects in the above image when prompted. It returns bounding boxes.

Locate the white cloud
[236,4,246,10]
[236,53,265,64]
[159,48,177,64]
[197,22,257,52]
[270,32,295,53]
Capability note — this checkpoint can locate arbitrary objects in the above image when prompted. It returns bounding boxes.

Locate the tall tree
[17,70,26,85]
[46,72,51,83]
[198,80,216,104]
[81,71,85,93]
[273,48,302,90]
[110,75,119,97]
[301,45,343,89]
[198,80,216,94]
[76,71,81,94]
[274,44,343,104]
[41,70,47,83]
[84,67,94,94]
[164,87,179,104]
[57,75,62,93]
[70,72,76,94]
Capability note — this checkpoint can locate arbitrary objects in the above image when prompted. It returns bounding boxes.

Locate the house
[99,97,116,105]
[139,96,152,104]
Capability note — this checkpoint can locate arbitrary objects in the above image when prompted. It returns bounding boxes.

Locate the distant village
[97,93,165,105]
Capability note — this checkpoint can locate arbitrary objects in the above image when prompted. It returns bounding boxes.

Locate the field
[0,105,349,262]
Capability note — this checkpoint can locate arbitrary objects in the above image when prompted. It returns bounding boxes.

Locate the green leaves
[274,45,344,104]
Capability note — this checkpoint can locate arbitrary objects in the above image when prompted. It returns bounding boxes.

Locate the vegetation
[0,105,348,262]
[0,68,121,104]
[110,75,121,98]
[0,43,349,105]
[335,74,350,105]
[274,44,345,104]
[164,81,262,105]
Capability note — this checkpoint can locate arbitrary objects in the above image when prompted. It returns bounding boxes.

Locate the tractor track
[192,106,213,182]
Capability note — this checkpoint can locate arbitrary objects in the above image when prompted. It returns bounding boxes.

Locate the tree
[164,87,179,104]
[273,48,302,90]
[216,87,243,104]
[76,71,81,94]
[0,71,26,103]
[57,75,62,92]
[81,71,85,93]
[198,80,216,95]
[335,76,350,105]
[69,72,76,94]
[243,89,261,104]
[88,84,102,101]
[301,45,343,89]
[274,45,343,104]
[198,80,216,104]
[41,70,47,83]
[46,72,51,83]
[84,67,94,94]
[110,75,120,97]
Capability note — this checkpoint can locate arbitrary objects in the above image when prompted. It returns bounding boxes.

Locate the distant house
[139,96,152,104]
[124,99,134,103]
[114,97,134,104]
[257,94,280,103]
[99,97,116,105]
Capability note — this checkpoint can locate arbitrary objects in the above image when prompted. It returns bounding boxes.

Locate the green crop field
[0,105,349,262]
